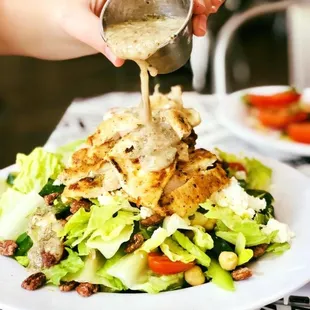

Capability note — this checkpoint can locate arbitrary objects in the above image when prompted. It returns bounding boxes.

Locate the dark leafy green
[53,198,70,219]
[208,233,234,258]
[6,173,18,186]
[138,223,157,240]
[39,179,65,197]
[247,189,275,224]
[15,233,33,256]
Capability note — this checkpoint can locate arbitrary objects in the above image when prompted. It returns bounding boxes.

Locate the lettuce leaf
[206,206,274,246]
[64,250,107,285]
[97,250,127,291]
[56,140,85,165]
[206,258,235,291]
[163,214,213,250]
[0,189,44,240]
[139,228,168,253]
[15,256,30,267]
[172,231,211,267]
[60,208,91,246]
[235,233,253,265]
[266,242,290,255]
[105,251,183,293]
[216,149,272,190]
[245,158,272,191]
[86,210,139,258]
[13,148,63,194]
[61,200,139,259]
[160,238,195,263]
[44,248,84,285]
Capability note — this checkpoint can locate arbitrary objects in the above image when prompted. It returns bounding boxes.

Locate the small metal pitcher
[100,0,194,74]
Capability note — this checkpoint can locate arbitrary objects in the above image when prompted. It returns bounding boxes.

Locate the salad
[243,87,310,144]
[0,87,294,297]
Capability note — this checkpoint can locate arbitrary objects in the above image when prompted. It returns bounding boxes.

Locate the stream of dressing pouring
[104,16,184,124]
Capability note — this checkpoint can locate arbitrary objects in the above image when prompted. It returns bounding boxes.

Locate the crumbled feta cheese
[140,207,154,219]
[53,179,61,186]
[235,170,247,180]
[98,193,114,205]
[262,219,295,243]
[211,177,266,217]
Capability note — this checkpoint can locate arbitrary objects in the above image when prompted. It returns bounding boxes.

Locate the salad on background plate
[244,87,310,144]
[0,87,295,297]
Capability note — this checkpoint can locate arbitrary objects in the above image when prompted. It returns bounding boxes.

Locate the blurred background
[0,0,296,167]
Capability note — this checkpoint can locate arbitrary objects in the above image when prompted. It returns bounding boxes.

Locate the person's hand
[0,0,124,66]
[192,0,224,36]
[0,0,223,66]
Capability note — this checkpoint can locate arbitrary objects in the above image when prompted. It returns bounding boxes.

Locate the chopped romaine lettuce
[64,250,106,285]
[105,251,183,293]
[44,248,84,286]
[61,200,139,259]
[140,228,168,253]
[60,208,91,246]
[56,139,85,165]
[13,147,63,194]
[0,189,44,240]
[266,242,290,255]
[245,158,272,191]
[15,256,30,267]
[163,214,213,250]
[216,149,272,191]
[160,238,195,263]
[206,258,235,291]
[172,231,211,267]
[97,250,127,291]
[235,233,253,265]
[87,224,134,259]
[206,206,275,246]
[192,226,214,251]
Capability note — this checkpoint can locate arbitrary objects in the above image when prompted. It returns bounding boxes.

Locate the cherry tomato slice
[228,162,246,172]
[148,253,195,275]
[245,90,301,109]
[258,109,308,130]
[287,123,310,144]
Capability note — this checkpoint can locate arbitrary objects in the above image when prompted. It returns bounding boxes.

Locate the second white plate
[216,86,310,157]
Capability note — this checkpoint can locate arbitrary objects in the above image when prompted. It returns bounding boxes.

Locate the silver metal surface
[212,0,295,95]
[100,0,193,74]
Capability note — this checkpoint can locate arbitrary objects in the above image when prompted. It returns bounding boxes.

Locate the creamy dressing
[105,16,183,124]
[124,121,180,171]
[105,16,185,171]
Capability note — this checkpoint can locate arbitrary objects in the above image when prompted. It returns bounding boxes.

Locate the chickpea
[219,251,238,271]
[190,212,216,231]
[184,266,205,286]
[204,218,217,231]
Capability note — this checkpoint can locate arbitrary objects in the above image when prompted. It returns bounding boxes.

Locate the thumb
[60,6,124,67]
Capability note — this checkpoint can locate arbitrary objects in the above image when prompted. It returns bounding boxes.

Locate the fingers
[60,6,124,67]
[192,14,207,37]
[193,0,206,15]
[211,0,224,13]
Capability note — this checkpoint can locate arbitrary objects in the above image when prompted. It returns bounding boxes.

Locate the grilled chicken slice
[88,111,142,146]
[62,165,120,199]
[108,129,177,211]
[160,149,229,217]
[58,141,116,186]
[159,109,193,139]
